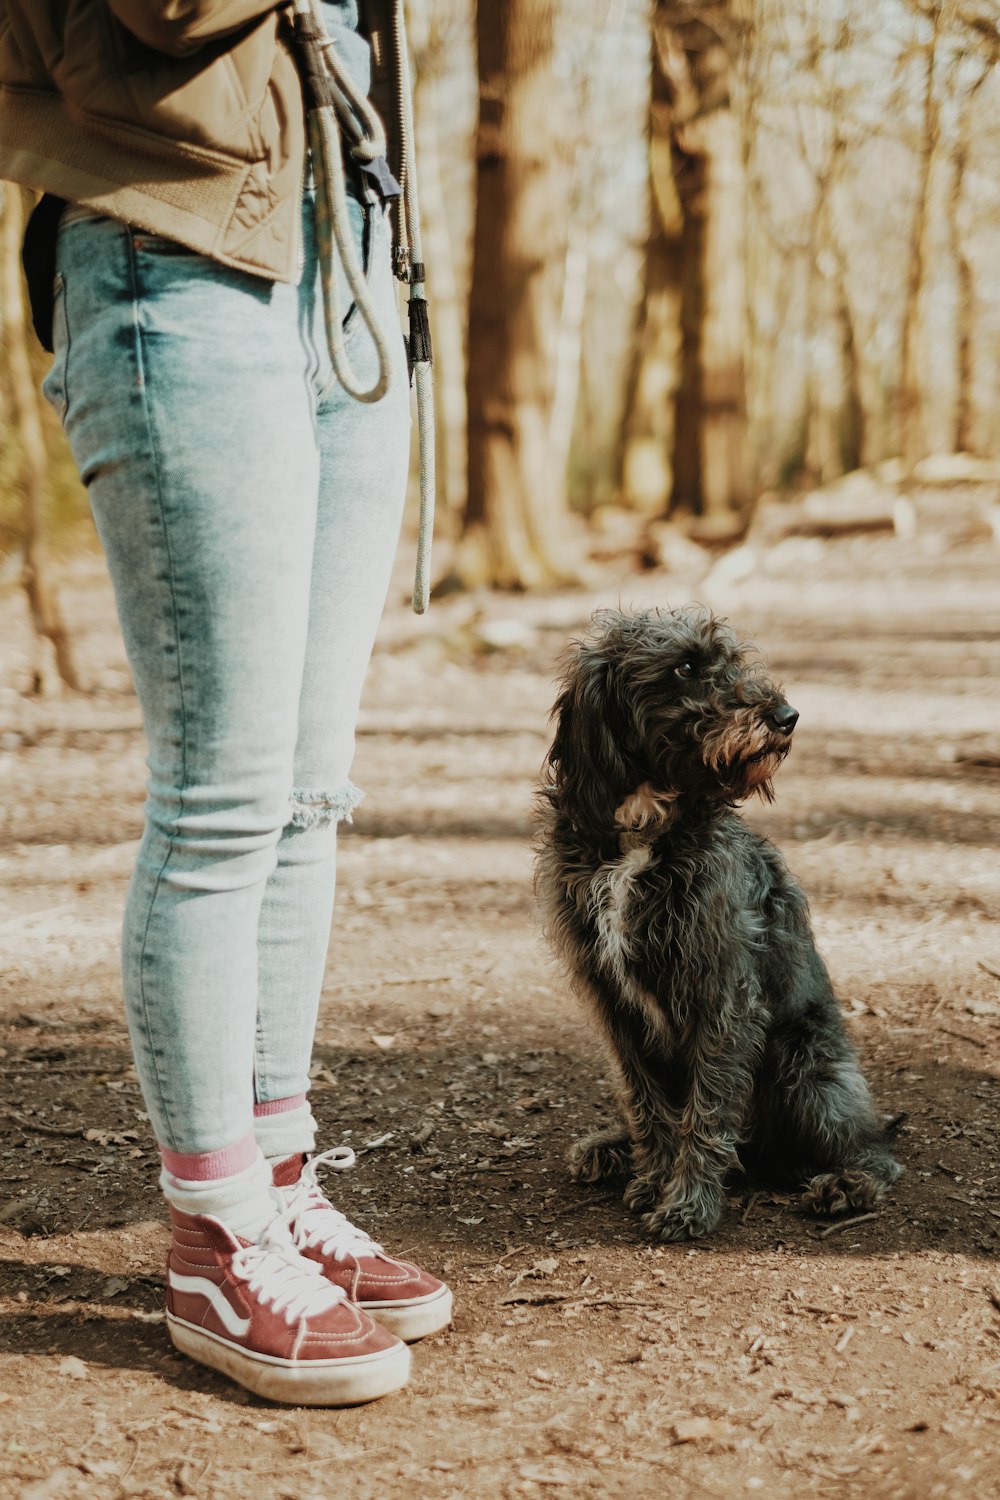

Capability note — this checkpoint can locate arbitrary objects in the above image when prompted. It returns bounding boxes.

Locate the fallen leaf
[672,1417,717,1443]
[370,1034,396,1051]
[517,1463,577,1486]
[84,1128,139,1147]
[57,1356,88,1380]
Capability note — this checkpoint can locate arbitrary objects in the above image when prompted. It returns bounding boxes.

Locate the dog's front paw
[801,1169,886,1217]
[569,1128,633,1185]
[642,1189,722,1242]
[623,1173,664,1215]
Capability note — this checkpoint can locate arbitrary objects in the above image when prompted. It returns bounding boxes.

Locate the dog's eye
[674,661,695,680]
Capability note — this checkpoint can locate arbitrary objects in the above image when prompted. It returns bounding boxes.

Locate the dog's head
[546,607,797,832]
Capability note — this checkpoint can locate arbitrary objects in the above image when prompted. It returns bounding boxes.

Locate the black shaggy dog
[535,607,901,1242]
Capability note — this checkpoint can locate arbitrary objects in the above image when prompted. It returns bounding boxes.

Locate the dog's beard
[706,743,791,804]
[738,747,788,802]
[698,709,791,803]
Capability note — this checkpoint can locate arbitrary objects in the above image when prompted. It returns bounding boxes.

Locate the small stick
[120,1436,141,1485]
[1,1108,87,1139]
[939,1025,988,1050]
[818,1212,878,1238]
[496,1244,530,1265]
[740,1191,759,1223]
[976,959,1000,982]
[834,1325,856,1354]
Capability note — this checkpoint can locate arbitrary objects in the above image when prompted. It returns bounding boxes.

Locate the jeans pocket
[41,272,69,423]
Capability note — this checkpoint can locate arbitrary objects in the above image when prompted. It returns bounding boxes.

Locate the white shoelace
[281,1147,390,1264]
[229,1216,346,1326]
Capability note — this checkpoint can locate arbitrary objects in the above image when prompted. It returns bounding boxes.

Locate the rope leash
[291,0,436,613]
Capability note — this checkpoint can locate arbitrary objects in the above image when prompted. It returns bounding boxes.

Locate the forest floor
[1,490,999,1500]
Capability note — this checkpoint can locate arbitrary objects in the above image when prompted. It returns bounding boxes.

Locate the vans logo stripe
[169,1271,251,1337]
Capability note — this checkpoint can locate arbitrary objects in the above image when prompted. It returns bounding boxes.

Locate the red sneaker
[166,1206,410,1405]
[273,1148,453,1343]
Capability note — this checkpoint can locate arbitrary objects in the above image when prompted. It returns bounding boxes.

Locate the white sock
[161,1150,278,1243]
[253,1102,317,1167]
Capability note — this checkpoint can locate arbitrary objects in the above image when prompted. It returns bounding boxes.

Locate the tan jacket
[0,2,393,282]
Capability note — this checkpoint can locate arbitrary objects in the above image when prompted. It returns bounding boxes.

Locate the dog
[535,606,901,1242]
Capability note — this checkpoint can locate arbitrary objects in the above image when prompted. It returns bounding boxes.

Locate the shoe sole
[362,1284,453,1342]
[167,1313,411,1406]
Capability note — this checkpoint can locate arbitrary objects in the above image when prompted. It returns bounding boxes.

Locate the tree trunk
[800,190,840,487]
[663,10,748,519]
[408,0,468,529]
[835,260,865,474]
[1,186,80,692]
[950,136,975,454]
[617,13,684,514]
[617,6,748,522]
[898,5,944,475]
[548,238,589,514]
[450,0,575,591]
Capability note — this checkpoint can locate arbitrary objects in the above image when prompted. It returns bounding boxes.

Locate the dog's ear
[546,641,630,830]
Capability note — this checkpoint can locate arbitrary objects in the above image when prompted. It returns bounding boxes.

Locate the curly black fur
[535,607,901,1241]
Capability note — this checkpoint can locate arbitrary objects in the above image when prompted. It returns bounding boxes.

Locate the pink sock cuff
[253,1093,308,1118]
[159,1131,259,1182]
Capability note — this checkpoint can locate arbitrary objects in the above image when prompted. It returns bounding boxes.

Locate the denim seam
[253,1011,270,1104]
[126,230,190,1153]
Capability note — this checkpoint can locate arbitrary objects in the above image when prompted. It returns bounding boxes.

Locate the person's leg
[48,211,323,1233]
[252,194,410,1146]
[247,200,451,1341]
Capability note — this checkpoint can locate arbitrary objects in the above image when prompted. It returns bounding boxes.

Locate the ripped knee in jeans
[288,781,364,830]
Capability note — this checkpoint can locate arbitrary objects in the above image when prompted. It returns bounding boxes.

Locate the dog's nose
[770,704,799,734]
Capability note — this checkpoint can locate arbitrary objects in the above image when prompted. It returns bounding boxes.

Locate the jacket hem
[0,88,300,283]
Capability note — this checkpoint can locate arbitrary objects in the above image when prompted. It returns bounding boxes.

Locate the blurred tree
[446,0,577,590]
[617,4,684,516]
[949,64,987,455]
[619,0,749,526]
[897,0,951,475]
[0,186,79,691]
[409,0,471,529]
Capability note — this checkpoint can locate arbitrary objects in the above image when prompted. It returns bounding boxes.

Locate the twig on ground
[2,1108,87,1139]
[496,1244,530,1265]
[740,1191,759,1223]
[939,1025,988,1049]
[818,1213,878,1238]
[120,1435,141,1485]
[498,1290,664,1310]
[977,959,1000,983]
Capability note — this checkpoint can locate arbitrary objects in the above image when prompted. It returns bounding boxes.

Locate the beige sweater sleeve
[106,1,283,56]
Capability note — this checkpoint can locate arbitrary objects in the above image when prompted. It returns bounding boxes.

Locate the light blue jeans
[44,185,410,1158]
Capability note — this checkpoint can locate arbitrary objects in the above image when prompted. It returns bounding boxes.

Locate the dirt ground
[1,498,999,1499]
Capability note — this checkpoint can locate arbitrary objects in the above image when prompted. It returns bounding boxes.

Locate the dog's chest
[585,845,656,1008]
